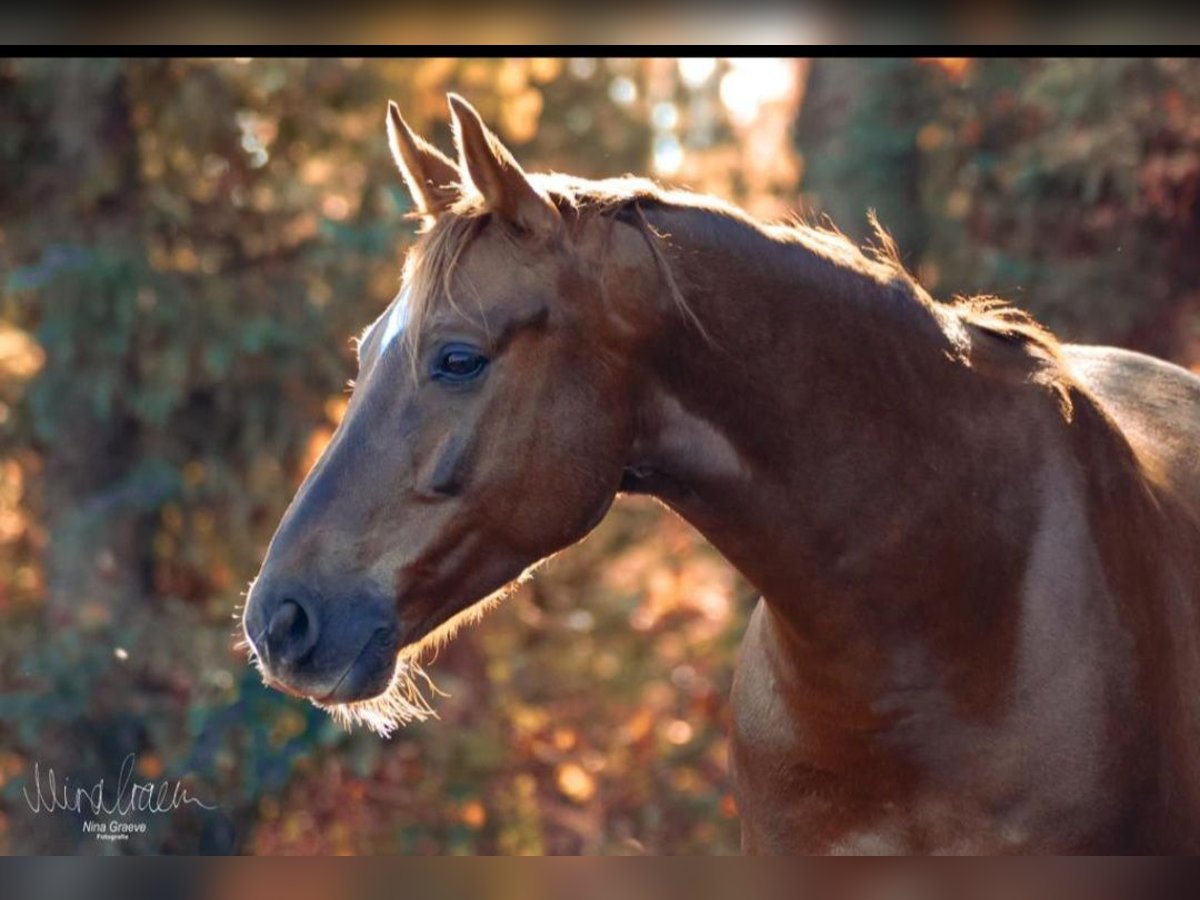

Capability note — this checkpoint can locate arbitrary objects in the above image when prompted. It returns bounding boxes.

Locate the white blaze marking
[380,284,412,353]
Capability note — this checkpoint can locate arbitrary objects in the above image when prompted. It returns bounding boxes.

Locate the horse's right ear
[386,101,460,216]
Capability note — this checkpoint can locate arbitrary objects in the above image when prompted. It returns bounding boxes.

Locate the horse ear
[447,93,560,235]
[386,101,460,216]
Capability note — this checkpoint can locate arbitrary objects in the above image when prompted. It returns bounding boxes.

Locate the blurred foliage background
[1,57,1198,855]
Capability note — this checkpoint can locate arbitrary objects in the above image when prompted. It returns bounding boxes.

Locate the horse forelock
[393,173,707,365]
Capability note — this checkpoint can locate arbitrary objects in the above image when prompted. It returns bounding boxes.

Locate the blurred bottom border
[1,857,1196,900]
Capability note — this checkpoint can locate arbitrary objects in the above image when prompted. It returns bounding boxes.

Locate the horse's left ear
[447,93,561,236]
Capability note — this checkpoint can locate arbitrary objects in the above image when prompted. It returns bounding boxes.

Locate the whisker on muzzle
[318,657,441,738]
[312,568,540,737]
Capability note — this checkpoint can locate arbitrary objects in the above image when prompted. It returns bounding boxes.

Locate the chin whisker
[241,640,262,675]
[315,563,543,737]
[317,657,439,738]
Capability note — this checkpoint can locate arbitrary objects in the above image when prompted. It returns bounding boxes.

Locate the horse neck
[627,203,1082,724]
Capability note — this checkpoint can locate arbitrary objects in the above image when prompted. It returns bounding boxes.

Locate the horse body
[245,96,1200,854]
[727,351,1200,853]
[619,203,1200,853]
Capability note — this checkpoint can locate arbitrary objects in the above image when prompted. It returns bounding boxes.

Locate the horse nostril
[266,597,319,666]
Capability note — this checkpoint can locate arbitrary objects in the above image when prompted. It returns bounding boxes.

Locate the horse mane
[770,209,1064,359]
[397,173,1069,412]
[850,213,1071,417]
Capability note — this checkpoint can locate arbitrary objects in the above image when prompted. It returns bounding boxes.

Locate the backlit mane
[772,210,1063,362]
[397,173,1063,377]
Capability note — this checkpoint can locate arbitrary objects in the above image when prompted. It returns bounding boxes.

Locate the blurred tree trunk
[794,58,934,261]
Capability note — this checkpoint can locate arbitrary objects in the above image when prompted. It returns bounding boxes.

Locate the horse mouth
[316,626,399,705]
[312,617,449,738]
[315,653,441,738]
[313,587,520,737]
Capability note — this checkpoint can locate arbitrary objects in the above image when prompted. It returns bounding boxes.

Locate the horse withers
[243,94,1200,853]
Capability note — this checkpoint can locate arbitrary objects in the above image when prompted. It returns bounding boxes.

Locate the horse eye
[432,343,489,382]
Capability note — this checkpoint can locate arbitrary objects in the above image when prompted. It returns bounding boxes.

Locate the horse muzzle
[243,577,401,704]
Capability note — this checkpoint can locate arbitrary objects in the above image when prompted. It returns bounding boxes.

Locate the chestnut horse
[243,94,1200,853]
